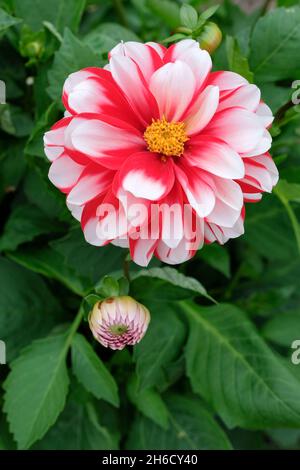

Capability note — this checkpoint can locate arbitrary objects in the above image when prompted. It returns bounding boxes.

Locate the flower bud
[198,22,222,54]
[89,296,150,350]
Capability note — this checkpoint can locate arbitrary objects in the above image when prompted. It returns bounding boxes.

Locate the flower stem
[274,188,300,256]
[63,305,84,354]
[123,252,131,282]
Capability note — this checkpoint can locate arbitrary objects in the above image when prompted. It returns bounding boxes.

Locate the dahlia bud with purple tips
[89,296,150,350]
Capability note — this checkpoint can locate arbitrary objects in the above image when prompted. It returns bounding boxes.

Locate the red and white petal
[149,60,196,122]
[175,164,215,218]
[221,215,245,240]
[65,114,145,168]
[241,130,272,157]
[212,177,244,211]
[118,152,175,201]
[111,237,129,248]
[254,153,279,186]
[44,117,72,161]
[64,69,140,128]
[63,68,104,102]
[184,86,219,135]
[186,136,245,179]
[109,55,159,126]
[66,201,83,221]
[155,238,193,265]
[205,214,244,244]
[83,217,107,246]
[241,153,278,192]
[256,102,274,127]
[205,107,265,154]
[218,84,261,112]
[146,42,167,59]
[129,235,159,267]
[81,196,107,246]
[238,180,263,202]
[155,210,203,264]
[67,165,113,206]
[48,154,85,192]
[81,193,131,246]
[116,187,150,228]
[207,71,248,93]
[204,222,224,244]
[164,39,212,91]
[109,41,163,82]
[160,181,184,249]
[206,198,241,228]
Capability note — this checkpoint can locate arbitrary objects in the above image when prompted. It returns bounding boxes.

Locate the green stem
[63,305,84,354]
[112,0,128,27]
[123,252,131,282]
[274,100,294,125]
[275,188,300,255]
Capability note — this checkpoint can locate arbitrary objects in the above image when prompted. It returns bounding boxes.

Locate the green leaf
[71,333,119,407]
[146,0,180,29]
[199,244,231,278]
[275,179,300,203]
[95,275,120,297]
[0,412,16,450]
[162,33,190,44]
[10,224,123,298]
[183,301,300,429]
[126,394,232,450]
[127,374,169,430]
[0,142,26,201]
[131,267,214,302]
[245,195,299,261]
[0,203,57,252]
[3,333,70,449]
[23,166,71,222]
[8,245,89,296]
[0,258,63,361]
[278,0,300,5]
[199,5,220,23]
[262,313,300,347]
[250,7,300,81]
[84,22,140,54]
[0,7,21,34]
[134,303,186,390]
[47,28,101,102]
[226,35,254,82]
[180,5,198,30]
[259,82,292,113]
[34,392,118,450]
[0,104,33,137]
[13,0,85,33]
[50,228,125,290]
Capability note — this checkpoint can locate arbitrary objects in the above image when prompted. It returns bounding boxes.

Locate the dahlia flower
[44,39,278,266]
[89,296,150,350]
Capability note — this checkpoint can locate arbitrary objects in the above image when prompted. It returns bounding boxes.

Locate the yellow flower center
[144,117,188,158]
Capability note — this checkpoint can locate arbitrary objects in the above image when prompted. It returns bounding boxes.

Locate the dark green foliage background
[0,0,300,451]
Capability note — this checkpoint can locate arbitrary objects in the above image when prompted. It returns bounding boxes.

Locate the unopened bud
[89,296,150,350]
[198,22,222,54]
